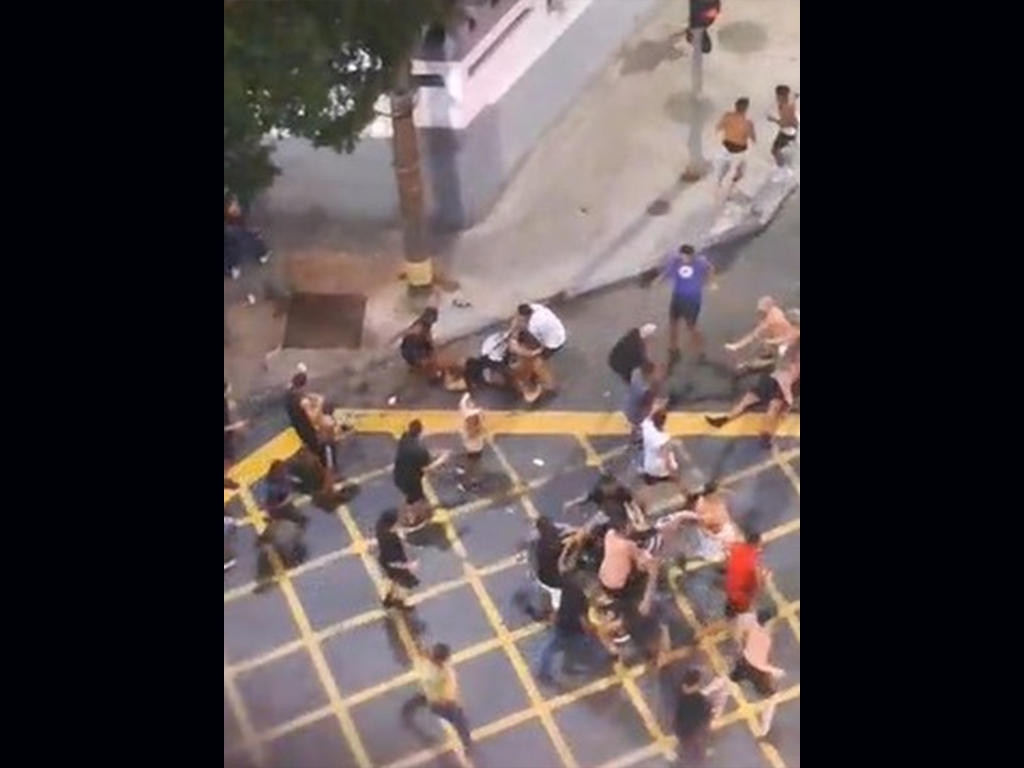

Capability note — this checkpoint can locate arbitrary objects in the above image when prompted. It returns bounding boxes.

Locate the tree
[224,0,461,290]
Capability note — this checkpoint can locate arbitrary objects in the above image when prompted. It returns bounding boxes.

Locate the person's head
[419,307,439,327]
[678,244,695,261]
[377,508,400,536]
[756,295,776,314]
[407,419,423,438]
[650,409,667,431]
[291,372,308,390]
[267,459,288,482]
[745,530,763,548]
[639,323,657,341]
[516,303,534,321]
[535,514,558,541]
[430,642,452,665]
[735,97,750,114]
[775,84,791,101]
[610,515,634,537]
[681,668,702,691]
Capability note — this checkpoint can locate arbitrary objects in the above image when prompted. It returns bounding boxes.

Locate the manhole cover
[283,292,367,350]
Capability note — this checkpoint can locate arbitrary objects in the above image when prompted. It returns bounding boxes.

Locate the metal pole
[681,27,707,181]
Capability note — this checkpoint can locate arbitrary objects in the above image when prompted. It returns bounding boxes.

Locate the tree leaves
[224,0,461,202]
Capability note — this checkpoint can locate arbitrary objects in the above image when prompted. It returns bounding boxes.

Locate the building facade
[264,0,664,231]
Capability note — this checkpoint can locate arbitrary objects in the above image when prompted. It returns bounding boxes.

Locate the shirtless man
[725,296,799,374]
[715,98,756,202]
[657,481,739,567]
[768,85,799,168]
[705,339,800,447]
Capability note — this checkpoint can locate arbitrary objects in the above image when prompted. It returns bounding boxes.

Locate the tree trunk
[390,58,432,295]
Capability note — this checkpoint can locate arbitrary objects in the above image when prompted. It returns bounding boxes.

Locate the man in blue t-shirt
[655,244,716,363]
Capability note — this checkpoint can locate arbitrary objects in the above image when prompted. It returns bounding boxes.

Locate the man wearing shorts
[768,85,799,168]
[376,508,419,609]
[724,531,765,619]
[730,610,785,737]
[392,419,448,529]
[705,339,799,447]
[714,98,756,201]
[656,244,715,364]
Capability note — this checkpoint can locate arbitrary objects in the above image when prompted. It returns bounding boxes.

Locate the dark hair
[376,508,399,535]
[516,303,533,318]
[681,668,702,687]
[775,84,791,98]
[407,419,423,437]
[535,515,558,540]
[291,372,307,389]
[419,307,439,326]
[745,530,762,546]
[651,410,667,430]
[735,97,750,112]
[679,244,695,255]
[431,643,452,664]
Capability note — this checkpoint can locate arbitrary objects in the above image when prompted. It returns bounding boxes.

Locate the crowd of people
[223,239,799,765]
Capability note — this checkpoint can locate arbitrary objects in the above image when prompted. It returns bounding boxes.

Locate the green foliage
[224,0,459,203]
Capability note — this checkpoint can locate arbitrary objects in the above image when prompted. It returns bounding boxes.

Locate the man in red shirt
[724,531,766,619]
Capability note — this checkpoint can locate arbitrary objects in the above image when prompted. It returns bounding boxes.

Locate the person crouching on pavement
[457,391,485,492]
[394,307,466,391]
[608,323,657,385]
[285,369,351,498]
[508,302,566,394]
[705,337,799,447]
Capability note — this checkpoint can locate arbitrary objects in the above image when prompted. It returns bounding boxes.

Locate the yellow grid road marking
[236,488,373,768]
[227,409,800,487]
[224,651,265,767]
[225,409,800,766]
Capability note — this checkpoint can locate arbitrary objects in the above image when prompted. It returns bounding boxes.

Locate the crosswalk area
[224,410,800,768]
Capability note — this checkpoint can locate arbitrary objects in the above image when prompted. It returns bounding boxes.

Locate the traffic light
[688,0,721,29]
[687,0,720,53]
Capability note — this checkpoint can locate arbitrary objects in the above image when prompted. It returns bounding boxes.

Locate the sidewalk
[226,0,799,403]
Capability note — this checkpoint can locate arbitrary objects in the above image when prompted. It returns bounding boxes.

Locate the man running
[714,98,756,202]
[392,419,449,529]
[768,85,799,168]
[655,244,716,363]
[705,339,799,447]
[401,642,474,755]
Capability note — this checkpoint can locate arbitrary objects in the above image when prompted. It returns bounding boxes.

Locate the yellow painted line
[665,565,787,768]
[237,488,373,768]
[421,478,580,768]
[774,443,801,495]
[571,435,675,759]
[224,652,266,767]
[226,409,800,488]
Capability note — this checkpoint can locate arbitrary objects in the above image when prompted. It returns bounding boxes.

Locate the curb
[239,174,798,413]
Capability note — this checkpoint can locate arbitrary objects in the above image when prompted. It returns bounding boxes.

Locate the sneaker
[258,251,272,264]
[230,267,241,280]
[705,415,728,428]
[224,558,237,571]
[246,293,256,306]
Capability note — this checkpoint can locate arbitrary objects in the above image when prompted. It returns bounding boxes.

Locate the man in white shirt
[513,303,566,358]
[638,410,689,508]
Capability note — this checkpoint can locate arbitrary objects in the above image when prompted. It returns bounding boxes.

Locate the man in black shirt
[671,668,729,766]
[608,323,657,384]
[393,420,448,529]
[535,580,610,683]
[376,509,420,609]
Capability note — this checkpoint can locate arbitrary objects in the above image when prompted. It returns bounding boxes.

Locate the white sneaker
[259,251,272,264]
[224,558,237,571]
[230,267,241,280]
[246,293,256,306]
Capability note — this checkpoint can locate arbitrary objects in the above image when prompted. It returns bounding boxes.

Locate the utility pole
[680,26,706,182]
[390,58,432,298]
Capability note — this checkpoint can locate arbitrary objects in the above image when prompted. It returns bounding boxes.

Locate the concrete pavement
[228,0,799,404]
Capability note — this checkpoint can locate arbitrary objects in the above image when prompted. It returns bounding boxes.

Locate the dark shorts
[382,565,420,590]
[730,656,776,697]
[396,476,426,505]
[751,373,784,403]
[465,450,483,460]
[642,472,673,486]
[669,293,702,326]
[772,131,796,154]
